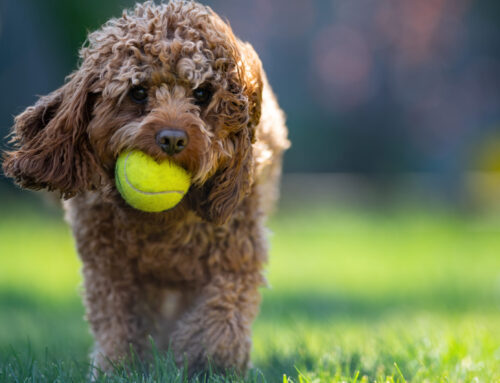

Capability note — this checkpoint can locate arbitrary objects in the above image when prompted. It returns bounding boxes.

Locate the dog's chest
[134,218,216,285]
[67,195,263,287]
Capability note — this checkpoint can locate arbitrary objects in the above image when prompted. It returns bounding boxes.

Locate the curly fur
[2,0,289,375]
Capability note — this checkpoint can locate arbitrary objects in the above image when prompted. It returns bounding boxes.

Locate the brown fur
[2,0,289,375]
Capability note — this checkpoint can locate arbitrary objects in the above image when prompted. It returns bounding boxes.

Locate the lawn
[1,200,500,382]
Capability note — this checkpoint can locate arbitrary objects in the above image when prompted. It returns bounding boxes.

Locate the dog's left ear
[2,69,101,198]
[194,127,254,226]
[193,41,263,225]
[238,41,263,141]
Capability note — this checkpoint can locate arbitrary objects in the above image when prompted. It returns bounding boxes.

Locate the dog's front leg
[81,258,152,372]
[170,271,262,375]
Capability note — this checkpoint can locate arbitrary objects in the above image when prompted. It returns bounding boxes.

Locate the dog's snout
[156,129,189,155]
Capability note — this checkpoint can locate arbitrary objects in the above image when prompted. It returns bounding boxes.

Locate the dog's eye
[192,85,213,106]
[130,86,148,104]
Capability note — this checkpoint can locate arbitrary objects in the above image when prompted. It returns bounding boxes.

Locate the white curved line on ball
[124,152,185,196]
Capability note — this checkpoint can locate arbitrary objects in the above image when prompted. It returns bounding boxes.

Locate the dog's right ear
[2,71,101,197]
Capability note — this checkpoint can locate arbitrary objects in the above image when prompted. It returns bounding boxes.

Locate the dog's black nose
[156,129,189,155]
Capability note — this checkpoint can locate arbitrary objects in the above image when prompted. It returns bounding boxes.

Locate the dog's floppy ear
[193,41,263,226]
[194,128,254,226]
[238,41,263,141]
[2,70,101,198]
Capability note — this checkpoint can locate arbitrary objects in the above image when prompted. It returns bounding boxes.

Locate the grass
[2,200,500,382]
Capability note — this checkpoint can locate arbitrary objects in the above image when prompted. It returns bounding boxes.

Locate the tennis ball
[115,150,191,212]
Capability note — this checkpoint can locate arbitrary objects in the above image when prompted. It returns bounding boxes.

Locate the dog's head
[3,1,263,225]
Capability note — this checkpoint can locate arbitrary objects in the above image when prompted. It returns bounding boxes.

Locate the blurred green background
[2,0,500,381]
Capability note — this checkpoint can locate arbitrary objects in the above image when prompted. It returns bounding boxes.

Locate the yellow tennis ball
[115,150,191,212]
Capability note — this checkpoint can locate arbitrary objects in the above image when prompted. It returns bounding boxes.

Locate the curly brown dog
[2,0,289,375]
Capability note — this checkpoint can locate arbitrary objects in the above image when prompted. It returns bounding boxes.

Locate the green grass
[2,203,500,382]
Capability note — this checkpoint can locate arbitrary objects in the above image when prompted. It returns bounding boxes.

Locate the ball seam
[123,151,185,196]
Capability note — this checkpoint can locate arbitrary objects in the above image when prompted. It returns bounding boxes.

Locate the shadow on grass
[260,286,500,323]
[1,284,498,352]
[1,286,499,381]
[0,289,90,358]
[0,345,269,383]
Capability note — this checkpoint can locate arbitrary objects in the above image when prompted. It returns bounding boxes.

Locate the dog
[2,0,289,375]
